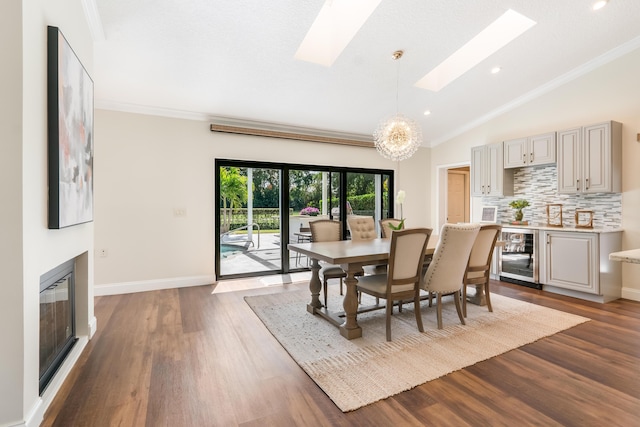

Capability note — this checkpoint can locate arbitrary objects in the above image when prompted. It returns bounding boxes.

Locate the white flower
[396,190,406,205]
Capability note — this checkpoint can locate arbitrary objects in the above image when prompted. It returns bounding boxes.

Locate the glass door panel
[218,166,282,276]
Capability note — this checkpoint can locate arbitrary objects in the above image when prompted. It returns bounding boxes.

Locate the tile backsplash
[480,165,622,229]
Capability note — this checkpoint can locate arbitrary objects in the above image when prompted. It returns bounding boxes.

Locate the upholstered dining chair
[379,218,403,239]
[355,228,432,341]
[421,223,481,329]
[348,216,377,241]
[309,219,346,308]
[462,224,502,317]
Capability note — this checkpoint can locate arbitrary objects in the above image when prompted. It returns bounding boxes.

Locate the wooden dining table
[288,237,437,340]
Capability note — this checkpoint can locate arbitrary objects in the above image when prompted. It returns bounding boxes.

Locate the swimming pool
[220,244,243,257]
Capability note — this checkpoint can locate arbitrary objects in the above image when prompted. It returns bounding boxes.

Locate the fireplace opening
[39,259,77,395]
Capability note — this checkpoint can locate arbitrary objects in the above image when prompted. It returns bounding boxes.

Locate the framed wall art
[47,26,94,229]
[480,206,498,223]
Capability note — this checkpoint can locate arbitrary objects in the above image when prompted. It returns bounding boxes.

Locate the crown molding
[95,99,211,121]
[430,35,640,147]
[81,0,105,42]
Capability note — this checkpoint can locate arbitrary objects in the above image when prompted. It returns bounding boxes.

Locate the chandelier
[373,50,422,161]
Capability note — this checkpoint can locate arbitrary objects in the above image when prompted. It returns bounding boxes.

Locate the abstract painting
[47,26,94,229]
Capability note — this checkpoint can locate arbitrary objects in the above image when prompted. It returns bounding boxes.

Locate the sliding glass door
[215,160,394,280]
[218,165,282,277]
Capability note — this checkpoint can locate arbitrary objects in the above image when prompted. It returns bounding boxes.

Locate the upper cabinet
[557,121,622,194]
[471,142,513,197]
[504,132,556,169]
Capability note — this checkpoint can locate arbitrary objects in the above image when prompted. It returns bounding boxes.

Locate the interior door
[447,169,469,224]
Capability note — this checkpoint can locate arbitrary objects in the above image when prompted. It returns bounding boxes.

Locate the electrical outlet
[99,249,108,258]
[174,208,187,217]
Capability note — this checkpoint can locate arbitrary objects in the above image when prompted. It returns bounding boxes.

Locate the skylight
[415,9,536,92]
[294,0,382,67]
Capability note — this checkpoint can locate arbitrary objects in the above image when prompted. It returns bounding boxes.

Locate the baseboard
[94,275,216,296]
[25,336,89,427]
[88,316,97,339]
[621,286,640,302]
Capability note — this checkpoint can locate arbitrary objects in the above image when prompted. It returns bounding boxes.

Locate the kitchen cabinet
[539,229,622,302]
[557,121,622,194]
[471,142,513,197]
[504,132,556,168]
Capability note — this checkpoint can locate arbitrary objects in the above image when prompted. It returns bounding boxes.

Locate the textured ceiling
[91,0,640,146]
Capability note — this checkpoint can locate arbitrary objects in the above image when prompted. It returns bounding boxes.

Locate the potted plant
[509,199,530,222]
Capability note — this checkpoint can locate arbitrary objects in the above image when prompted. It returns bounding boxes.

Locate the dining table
[288,236,437,340]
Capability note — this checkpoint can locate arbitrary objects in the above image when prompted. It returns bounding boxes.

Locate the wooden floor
[42,279,640,427]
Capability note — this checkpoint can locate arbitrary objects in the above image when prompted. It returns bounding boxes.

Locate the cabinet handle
[586,178,589,190]
[481,185,485,194]
[523,153,526,164]
[576,179,580,191]
[487,185,491,193]
[547,235,550,244]
[530,153,533,162]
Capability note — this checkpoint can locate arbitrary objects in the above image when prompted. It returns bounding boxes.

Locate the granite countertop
[499,223,623,233]
[609,249,640,264]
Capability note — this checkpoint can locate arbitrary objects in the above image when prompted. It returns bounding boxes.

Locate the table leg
[466,284,487,306]
[339,268,362,339]
[307,258,323,313]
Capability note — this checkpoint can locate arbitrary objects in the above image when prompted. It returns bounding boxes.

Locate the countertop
[609,249,640,264]
[499,223,623,234]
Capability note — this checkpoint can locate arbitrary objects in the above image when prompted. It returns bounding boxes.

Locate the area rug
[244,289,589,412]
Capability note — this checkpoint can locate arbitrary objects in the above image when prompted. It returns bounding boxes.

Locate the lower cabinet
[539,230,622,302]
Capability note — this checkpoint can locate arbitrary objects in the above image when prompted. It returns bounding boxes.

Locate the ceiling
[90,0,640,147]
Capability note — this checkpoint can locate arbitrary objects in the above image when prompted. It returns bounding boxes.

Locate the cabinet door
[529,132,556,166]
[542,231,599,294]
[486,142,503,196]
[470,146,486,196]
[583,122,611,193]
[503,138,528,168]
[557,128,581,193]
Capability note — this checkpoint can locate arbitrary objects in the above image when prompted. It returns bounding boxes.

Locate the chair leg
[453,290,466,326]
[462,284,467,318]
[428,291,433,307]
[414,292,424,333]
[339,278,343,295]
[436,293,443,329]
[386,300,393,341]
[484,282,493,312]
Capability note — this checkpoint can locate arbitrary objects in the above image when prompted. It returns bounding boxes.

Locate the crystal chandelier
[373,50,422,161]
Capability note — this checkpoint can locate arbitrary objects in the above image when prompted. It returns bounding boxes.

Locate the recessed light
[424,110,431,116]
[593,0,608,11]
[491,66,501,74]
[415,9,536,92]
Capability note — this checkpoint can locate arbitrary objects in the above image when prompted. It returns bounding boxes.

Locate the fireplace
[39,259,77,394]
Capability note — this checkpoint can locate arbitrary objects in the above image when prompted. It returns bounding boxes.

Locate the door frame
[436,161,472,231]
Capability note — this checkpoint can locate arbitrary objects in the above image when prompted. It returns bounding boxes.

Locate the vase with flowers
[388,190,406,230]
[509,199,530,223]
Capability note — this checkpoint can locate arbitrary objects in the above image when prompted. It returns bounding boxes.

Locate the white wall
[430,46,640,300]
[0,1,94,425]
[93,110,430,289]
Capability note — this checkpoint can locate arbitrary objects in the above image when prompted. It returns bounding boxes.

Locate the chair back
[348,216,376,241]
[309,219,341,242]
[468,224,502,273]
[379,218,403,239]
[422,223,481,294]
[387,228,432,290]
